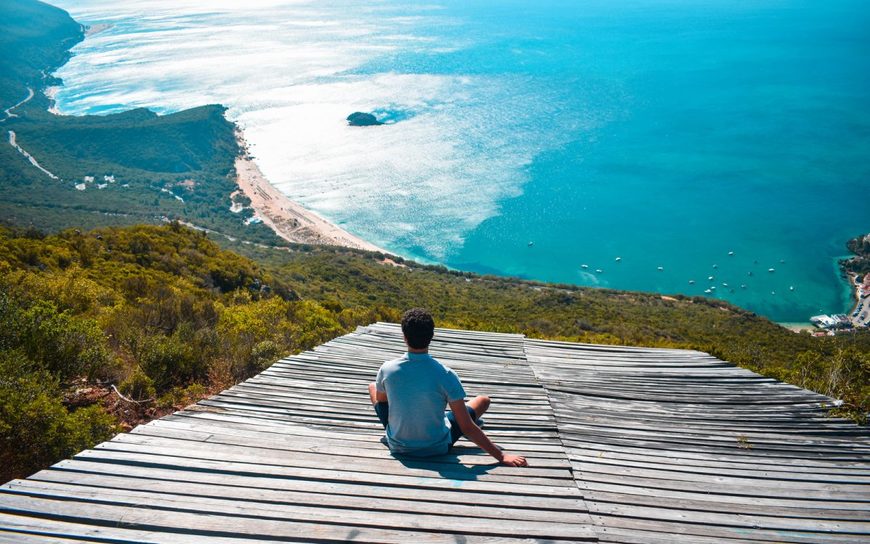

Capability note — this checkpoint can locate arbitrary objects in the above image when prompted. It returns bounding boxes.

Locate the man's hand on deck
[449,398,530,467]
[500,453,528,467]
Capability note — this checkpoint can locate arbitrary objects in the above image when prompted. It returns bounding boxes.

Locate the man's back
[376,352,465,456]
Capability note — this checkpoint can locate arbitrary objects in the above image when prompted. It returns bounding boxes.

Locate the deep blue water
[388,0,870,321]
[51,0,870,321]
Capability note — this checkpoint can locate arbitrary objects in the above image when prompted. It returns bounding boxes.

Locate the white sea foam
[50,0,586,259]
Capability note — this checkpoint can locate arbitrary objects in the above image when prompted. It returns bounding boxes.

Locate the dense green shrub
[0,294,115,380]
[118,367,156,401]
[138,333,205,391]
[0,350,116,482]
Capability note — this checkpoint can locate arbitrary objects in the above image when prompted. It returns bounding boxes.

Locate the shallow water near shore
[49,0,869,322]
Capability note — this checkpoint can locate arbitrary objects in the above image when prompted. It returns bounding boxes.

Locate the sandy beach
[778,322,815,333]
[234,133,383,253]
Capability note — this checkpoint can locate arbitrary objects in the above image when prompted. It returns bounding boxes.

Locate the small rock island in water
[346,112,383,126]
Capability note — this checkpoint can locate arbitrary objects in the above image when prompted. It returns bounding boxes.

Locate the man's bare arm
[368,383,387,404]
[448,399,528,467]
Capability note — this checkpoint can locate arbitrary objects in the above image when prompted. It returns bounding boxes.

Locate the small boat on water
[704,289,712,294]
[789,286,795,291]
[688,280,695,285]
[722,282,728,287]
[771,291,776,295]
[728,251,734,256]
[581,264,589,269]
[657,266,664,271]
[740,284,747,289]
[615,257,622,262]
[708,276,714,281]
[527,241,534,247]
[748,271,753,276]
[711,286,717,290]
[768,268,775,273]
[595,269,603,274]
[712,264,718,269]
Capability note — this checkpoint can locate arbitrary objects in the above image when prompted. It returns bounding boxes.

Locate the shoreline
[38,14,386,256]
[233,131,384,253]
[777,322,814,333]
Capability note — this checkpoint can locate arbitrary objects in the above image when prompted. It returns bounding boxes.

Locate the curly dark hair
[401,308,435,349]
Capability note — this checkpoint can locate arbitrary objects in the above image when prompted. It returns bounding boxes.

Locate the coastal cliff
[843,233,870,276]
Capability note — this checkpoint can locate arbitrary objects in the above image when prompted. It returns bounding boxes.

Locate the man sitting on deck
[368,308,528,467]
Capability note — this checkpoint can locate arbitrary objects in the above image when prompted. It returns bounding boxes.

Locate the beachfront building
[810,314,851,329]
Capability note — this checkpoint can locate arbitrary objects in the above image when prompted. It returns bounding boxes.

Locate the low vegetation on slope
[1,224,868,483]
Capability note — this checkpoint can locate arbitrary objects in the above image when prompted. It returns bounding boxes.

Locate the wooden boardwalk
[525,339,870,543]
[0,322,867,542]
[0,323,594,543]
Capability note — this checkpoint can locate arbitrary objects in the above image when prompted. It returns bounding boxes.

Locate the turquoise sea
[51,0,869,322]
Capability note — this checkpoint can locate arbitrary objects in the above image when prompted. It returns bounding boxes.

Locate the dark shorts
[375,402,478,446]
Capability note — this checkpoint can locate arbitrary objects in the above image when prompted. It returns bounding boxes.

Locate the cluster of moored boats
[573,251,795,296]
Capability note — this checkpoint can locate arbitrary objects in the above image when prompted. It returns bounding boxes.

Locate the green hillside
[0,0,80,110]
[1,224,868,483]
[0,0,280,244]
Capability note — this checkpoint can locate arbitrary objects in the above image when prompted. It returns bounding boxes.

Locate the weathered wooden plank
[566,453,870,483]
[564,445,870,474]
[581,488,868,521]
[72,449,583,497]
[574,468,868,500]
[587,513,865,544]
[98,433,575,481]
[131,421,573,467]
[559,432,870,461]
[585,499,870,534]
[0,531,89,544]
[25,470,586,523]
[579,480,869,512]
[47,460,585,511]
[0,496,593,543]
[162,411,570,454]
[1,482,594,540]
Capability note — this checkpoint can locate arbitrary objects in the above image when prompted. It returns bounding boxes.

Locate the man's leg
[448,395,491,445]
[466,395,490,418]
